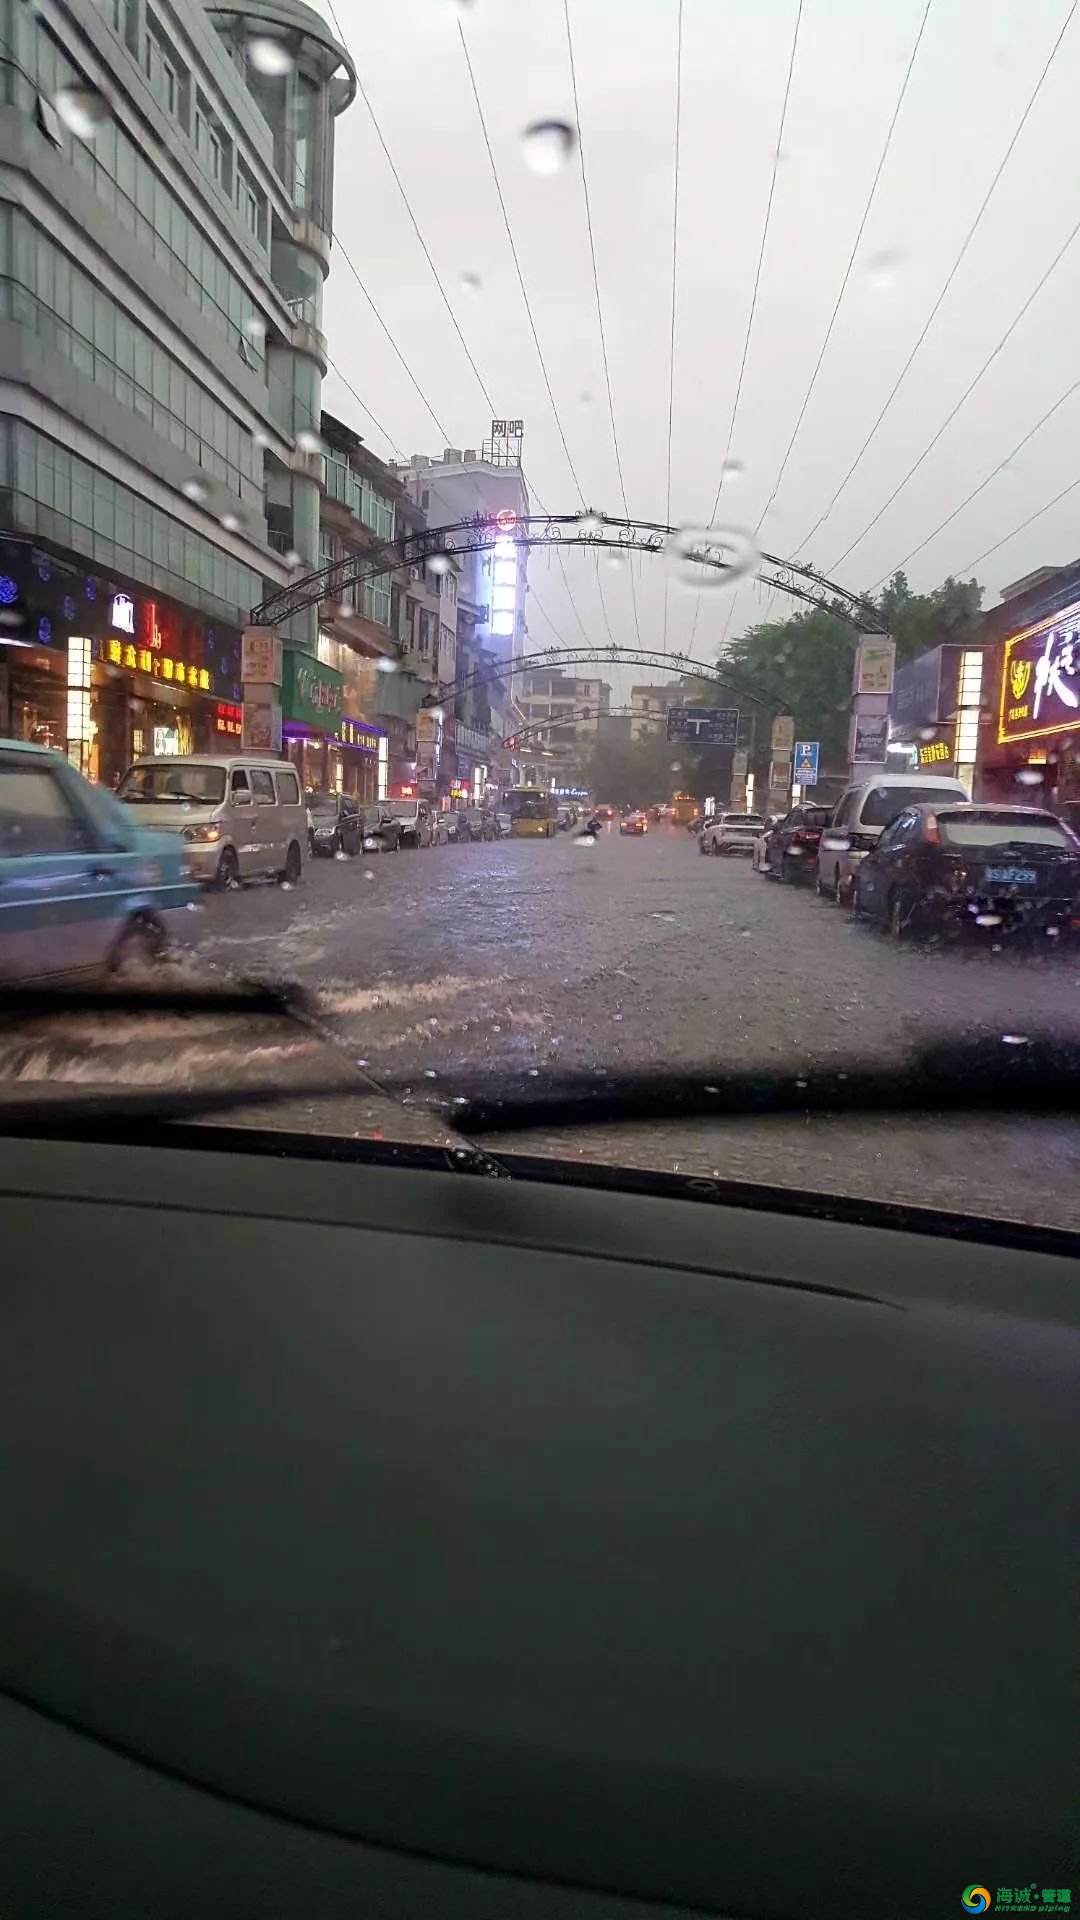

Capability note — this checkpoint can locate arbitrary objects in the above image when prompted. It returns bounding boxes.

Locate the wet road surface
[4,821,1080,1229]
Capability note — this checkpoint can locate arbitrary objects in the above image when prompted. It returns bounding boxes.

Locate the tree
[722,573,984,774]
[584,728,684,807]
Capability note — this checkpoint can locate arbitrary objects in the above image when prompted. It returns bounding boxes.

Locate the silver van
[817,773,968,904]
[116,755,307,887]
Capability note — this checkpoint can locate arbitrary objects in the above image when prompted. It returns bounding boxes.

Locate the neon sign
[216,701,243,737]
[104,636,211,689]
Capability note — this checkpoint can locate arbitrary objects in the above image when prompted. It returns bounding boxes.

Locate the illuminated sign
[998,598,1080,744]
[494,508,517,533]
[339,718,382,754]
[110,593,135,634]
[917,739,951,766]
[216,701,243,737]
[104,636,211,689]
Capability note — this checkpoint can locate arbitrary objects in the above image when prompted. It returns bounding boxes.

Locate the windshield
[860,786,962,827]
[5,0,1080,1245]
[118,764,226,805]
[938,813,1074,850]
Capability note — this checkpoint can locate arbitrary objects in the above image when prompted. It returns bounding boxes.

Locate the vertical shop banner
[243,697,281,754]
[242,628,283,686]
[854,639,896,696]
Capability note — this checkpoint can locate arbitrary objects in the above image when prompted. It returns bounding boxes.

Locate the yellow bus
[670,790,698,826]
[504,786,558,839]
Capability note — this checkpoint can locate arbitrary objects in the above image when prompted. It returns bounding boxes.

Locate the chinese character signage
[855,638,896,696]
[666,707,740,745]
[852,713,888,763]
[998,600,1080,745]
[917,738,951,766]
[243,697,281,754]
[242,627,283,686]
[281,651,344,730]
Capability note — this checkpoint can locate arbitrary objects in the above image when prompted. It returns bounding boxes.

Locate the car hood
[118,800,216,833]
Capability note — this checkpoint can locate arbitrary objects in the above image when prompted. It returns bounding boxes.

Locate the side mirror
[820,833,851,853]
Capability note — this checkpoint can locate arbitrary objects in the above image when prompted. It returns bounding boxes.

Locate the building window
[144,15,185,125]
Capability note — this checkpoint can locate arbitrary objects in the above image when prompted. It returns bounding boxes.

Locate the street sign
[793,740,819,783]
[666,707,739,745]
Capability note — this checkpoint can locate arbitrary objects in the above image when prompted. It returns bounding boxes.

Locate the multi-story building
[0,0,353,782]
[629,682,690,740]
[514,669,610,745]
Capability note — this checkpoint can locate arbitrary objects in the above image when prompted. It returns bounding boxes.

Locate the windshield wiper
[434,1033,1080,1135]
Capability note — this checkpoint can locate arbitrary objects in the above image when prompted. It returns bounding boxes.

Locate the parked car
[494,810,512,838]
[815,774,969,904]
[0,738,199,981]
[307,790,362,858]
[358,805,402,853]
[461,806,495,842]
[117,754,307,887]
[386,797,437,848]
[699,811,765,856]
[619,811,648,836]
[848,802,1080,940]
[759,803,834,883]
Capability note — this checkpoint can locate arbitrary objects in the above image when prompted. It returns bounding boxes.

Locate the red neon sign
[494,508,517,533]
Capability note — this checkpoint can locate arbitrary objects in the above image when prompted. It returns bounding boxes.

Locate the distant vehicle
[307,790,362,858]
[849,803,1080,940]
[358,805,402,853]
[0,738,198,981]
[816,775,969,903]
[619,811,648,836]
[699,812,765,856]
[118,754,306,888]
[443,812,465,844]
[669,791,698,825]
[387,796,437,848]
[505,787,558,839]
[596,804,618,820]
[555,805,574,831]
[759,804,834,883]
[493,810,512,838]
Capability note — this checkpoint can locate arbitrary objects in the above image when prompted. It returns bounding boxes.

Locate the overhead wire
[870,374,1080,586]
[561,0,642,651]
[827,202,1080,572]
[688,0,806,655]
[954,473,1080,578]
[791,0,1079,561]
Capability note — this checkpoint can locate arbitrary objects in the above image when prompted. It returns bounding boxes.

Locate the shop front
[980,598,1080,808]
[0,536,242,785]
[886,643,986,794]
[281,649,385,801]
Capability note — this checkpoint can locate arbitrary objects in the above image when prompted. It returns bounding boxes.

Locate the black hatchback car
[761,803,833,883]
[851,802,1080,939]
[307,790,363,858]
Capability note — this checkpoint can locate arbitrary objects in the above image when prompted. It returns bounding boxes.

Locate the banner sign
[998,598,1080,745]
[666,707,740,745]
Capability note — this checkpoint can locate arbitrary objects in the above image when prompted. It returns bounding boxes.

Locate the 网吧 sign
[666,707,739,745]
[998,601,1080,744]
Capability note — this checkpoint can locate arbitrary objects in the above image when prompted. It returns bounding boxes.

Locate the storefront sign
[281,651,344,730]
[242,627,283,686]
[339,718,383,754]
[855,639,895,697]
[998,600,1080,744]
[103,635,212,689]
[243,697,282,754]
[216,701,243,738]
[852,714,889,763]
[891,648,942,728]
[110,593,135,634]
[917,738,951,767]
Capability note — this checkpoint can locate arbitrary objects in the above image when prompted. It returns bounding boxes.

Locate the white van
[816,774,969,904]
[116,755,307,888]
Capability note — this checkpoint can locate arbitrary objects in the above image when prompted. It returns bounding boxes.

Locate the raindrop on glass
[252,428,270,449]
[665,525,759,593]
[1001,1033,1029,1046]
[244,315,268,345]
[576,510,603,535]
[865,248,905,292]
[54,85,108,140]
[527,1068,540,1077]
[459,270,482,297]
[719,458,744,488]
[363,870,375,882]
[424,1069,438,1079]
[220,512,242,533]
[521,119,577,176]
[428,554,450,574]
[296,428,324,455]
[279,880,295,892]
[603,550,624,573]
[284,549,302,569]
[376,656,398,674]
[334,849,348,862]
[248,34,293,75]
[181,477,210,503]
[575,833,595,846]
[670,761,682,773]
[975,914,1001,928]
[1015,767,1044,786]
[917,726,937,741]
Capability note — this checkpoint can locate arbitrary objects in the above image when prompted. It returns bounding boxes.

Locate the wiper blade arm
[439,1033,1080,1135]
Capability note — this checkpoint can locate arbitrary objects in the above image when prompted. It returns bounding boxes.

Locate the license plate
[985,866,1037,885]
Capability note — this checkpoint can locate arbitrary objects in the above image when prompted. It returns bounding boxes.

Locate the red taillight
[791,828,820,846]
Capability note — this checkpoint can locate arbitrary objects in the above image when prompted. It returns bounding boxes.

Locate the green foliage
[584,728,684,807]
[722,572,983,773]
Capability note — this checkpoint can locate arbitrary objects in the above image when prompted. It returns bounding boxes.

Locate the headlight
[182,823,222,844]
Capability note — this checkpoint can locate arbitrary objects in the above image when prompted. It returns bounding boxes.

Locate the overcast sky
[317,0,1080,699]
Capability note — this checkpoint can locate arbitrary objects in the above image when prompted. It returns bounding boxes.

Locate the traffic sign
[666,707,739,745]
[793,740,819,783]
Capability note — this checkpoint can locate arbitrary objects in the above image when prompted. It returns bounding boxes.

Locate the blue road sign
[666,707,740,746]
[793,740,820,783]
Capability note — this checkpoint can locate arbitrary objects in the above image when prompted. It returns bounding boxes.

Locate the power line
[753,0,935,541]
[662,0,685,651]
[689,0,805,652]
[828,204,1080,571]
[871,375,1080,586]
[792,0,1079,560]
[325,353,405,462]
[562,0,642,649]
[954,472,1080,578]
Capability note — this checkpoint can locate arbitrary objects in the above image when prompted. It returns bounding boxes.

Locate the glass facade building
[0,0,354,780]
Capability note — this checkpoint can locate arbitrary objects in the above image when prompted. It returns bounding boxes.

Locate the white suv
[817,775,969,903]
[700,812,766,856]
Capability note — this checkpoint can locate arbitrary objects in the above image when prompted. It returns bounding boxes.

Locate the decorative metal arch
[420,645,785,715]
[251,511,888,633]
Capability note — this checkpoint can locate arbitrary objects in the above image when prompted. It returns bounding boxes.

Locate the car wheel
[280,841,302,886]
[110,914,163,980]
[814,867,829,897]
[214,845,240,890]
[698,835,709,854]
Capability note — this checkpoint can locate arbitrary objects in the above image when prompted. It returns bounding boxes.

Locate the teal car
[0,738,199,982]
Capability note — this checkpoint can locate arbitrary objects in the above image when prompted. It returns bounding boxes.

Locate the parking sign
[793,740,819,784]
